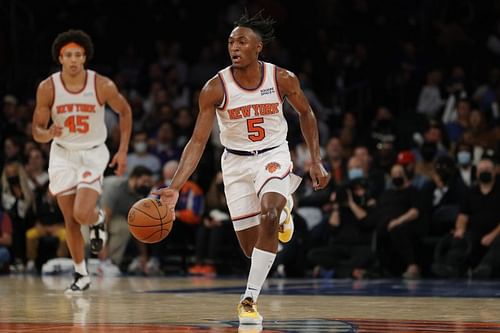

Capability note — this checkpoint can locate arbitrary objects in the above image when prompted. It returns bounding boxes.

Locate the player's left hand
[109,150,127,176]
[310,161,330,191]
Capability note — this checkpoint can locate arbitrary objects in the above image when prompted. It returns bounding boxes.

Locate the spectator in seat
[432,157,500,279]
[374,163,422,279]
[188,172,235,277]
[308,156,377,279]
[100,166,154,275]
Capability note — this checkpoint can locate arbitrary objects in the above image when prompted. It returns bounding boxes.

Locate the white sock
[279,196,293,224]
[279,210,287,224]
[244,248,276,302]
[74,260,88,276]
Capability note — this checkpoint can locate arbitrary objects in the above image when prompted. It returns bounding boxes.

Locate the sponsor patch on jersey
[82,171,92,179]
[260,87,275,96]
[265,162,281,173]
[83,92,94,97]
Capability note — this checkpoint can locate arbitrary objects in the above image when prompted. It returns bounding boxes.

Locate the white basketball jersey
[51,70,106,149]
[216,62,287,151]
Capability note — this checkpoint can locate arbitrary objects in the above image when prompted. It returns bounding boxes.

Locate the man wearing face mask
[374,164,422,279]
[436,157,500,279]
[455,142,476,189]
[127,130,161,177]
[98,166,154,274]
[308,156,377,278]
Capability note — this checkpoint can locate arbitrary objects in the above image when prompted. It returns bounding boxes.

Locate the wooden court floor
[0,275,499,332]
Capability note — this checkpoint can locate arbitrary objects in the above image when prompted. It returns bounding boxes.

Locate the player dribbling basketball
[153,11,329,325]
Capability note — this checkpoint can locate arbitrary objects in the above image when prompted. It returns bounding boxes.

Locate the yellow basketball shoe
[237,297,263,325]
[278,198,294,243]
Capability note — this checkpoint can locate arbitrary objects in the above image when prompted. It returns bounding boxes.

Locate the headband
[60,42,84,56]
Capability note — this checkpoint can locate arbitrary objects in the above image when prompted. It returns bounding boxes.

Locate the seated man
[433,157,500,279]
[100,166,154,274]
[308,156,377,279]
[374,164,422,279]
[26,187,67,272]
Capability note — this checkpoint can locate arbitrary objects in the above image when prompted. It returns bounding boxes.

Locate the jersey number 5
[247,118,265,142]
[64,115,89,133]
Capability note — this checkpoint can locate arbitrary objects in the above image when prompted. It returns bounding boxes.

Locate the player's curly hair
[234,10,276,45]
[51,29,94,63]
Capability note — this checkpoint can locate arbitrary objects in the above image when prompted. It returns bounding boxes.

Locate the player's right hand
[48,124,63,138]
[310,161,330,191]
[151,187,179,219]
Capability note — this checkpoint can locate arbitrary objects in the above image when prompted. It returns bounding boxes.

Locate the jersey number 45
[64,115,89,133]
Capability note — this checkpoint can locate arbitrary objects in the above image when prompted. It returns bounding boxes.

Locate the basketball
[127,198,174,243]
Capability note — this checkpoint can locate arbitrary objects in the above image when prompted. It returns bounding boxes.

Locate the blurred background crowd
[1,0,500,279]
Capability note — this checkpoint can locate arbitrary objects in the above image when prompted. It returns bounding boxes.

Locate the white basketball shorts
[48,142,110,196]
[221,143,302,231]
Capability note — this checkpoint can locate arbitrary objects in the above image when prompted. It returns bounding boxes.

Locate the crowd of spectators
[1,1,500,279]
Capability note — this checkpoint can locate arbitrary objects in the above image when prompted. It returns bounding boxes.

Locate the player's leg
[236,192,286,325]
[235,225,259,258]
[243,191,285,299]
[57,193,90,293]
[75,144,110,254]
[238,149,297,325]
[74,187,106,254]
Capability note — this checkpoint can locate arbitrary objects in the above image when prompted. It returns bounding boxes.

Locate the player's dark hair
[234,10,276,45]
[51,29,94,63]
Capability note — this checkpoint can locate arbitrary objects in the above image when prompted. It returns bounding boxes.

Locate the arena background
[1,0,500,276]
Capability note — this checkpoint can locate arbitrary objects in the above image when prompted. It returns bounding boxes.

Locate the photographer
[307,156,376,278]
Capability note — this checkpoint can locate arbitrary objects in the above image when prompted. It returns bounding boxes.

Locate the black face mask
[392,177,404,188]
[136,185,151,196]
[7,176,20,187]
[478,172,493,184]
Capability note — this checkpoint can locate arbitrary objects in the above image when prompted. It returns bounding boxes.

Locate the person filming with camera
[308,156,376,279]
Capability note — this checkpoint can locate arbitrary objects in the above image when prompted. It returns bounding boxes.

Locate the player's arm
[152,75,222,212]
[32,78,62,143]
[169,76,222,191]
[276,68,329,190]
[96,75,132,176]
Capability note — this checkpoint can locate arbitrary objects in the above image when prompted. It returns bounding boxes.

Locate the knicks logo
[265,162,281,173]
[82,171,92,179]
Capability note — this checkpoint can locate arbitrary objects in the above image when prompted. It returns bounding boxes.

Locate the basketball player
[153,12,329,325]
[32,30,132,293]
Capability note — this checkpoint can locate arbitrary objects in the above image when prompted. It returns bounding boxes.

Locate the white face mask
[134,142,147,153]
[457,151,471,166]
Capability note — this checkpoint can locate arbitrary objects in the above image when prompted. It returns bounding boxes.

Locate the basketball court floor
[0,275,499,332]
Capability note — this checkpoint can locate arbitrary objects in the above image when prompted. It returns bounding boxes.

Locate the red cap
[397,150,416,165]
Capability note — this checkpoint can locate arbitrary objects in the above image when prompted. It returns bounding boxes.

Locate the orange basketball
[127,198,174,243]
